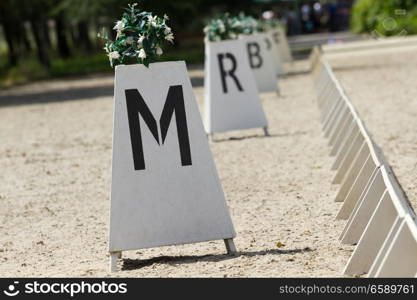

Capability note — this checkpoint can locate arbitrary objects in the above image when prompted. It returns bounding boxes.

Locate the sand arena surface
[3,52,411,277]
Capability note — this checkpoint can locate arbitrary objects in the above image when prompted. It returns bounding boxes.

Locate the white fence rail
[311,51,417,277]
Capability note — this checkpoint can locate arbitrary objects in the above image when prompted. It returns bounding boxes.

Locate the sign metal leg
[263,126,270,136]
[110,251,122,272]
[208,133,214,142]
[224,238,237,255]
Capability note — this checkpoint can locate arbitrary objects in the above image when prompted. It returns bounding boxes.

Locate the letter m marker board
[109,61,236,272]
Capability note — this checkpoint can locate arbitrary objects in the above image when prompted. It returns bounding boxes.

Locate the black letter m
[125,85,192,170]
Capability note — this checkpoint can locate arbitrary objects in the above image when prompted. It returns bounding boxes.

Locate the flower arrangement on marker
[204,13,241,42]
[101,3,174,67]
[236,13,262,35]
[258,18,281,32]
[204,13,261,42]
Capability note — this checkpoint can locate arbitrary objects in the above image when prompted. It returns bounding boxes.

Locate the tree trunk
[0,2,19,66]
[1,22,18,66]
[30,19,51,68]
[13,23,32,54]
[21,25,32,52]
[42,20,51,48]
[77,21,93,52]
[55,17,71,58]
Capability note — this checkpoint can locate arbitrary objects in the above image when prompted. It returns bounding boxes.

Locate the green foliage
[163,45,203,65]
[0,58,48,87]
[0,0,259,87]
[50,54,111,76]
[53,0,129,21]
[0,53,110,87]
[0,46,204,88]
[101,3,174,67]
[351,0,417,36]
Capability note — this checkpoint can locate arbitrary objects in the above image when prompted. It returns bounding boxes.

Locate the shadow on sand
[121,247,313,271]
[212,131,307,143]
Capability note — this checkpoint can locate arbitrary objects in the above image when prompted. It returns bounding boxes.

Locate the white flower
[156,47,163,56]
[164,26,171,35]
[113,20,125,32]
[148,15,158,27]
[109,51,120,60]
[138,35,145,44]
[138,48,146,59]
[103,42,111,53]
[128,3,138,9]
[232,21,241,28]
[108,51,120,67]
[164,14,169,20]
[165,32,174,43]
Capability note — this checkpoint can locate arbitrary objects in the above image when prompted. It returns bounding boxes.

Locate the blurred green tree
[351,0,417,36]
[0,0,257,81]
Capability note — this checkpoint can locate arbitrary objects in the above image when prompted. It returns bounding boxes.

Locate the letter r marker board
[109,61,236,271]
[204,39,268,134]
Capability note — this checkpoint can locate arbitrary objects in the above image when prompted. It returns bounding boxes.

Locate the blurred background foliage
[351,0,417,36]
[0,0,416,87]
[0,0,259,86]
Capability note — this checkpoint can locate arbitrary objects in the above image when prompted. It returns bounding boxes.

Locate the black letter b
[247,42,263,69]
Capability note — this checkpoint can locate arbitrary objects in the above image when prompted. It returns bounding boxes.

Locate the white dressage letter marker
[109,61,236,258]
[204,39,268,133]
[264,31,284,76]
[272,28,293,63]
[240,34,278,93]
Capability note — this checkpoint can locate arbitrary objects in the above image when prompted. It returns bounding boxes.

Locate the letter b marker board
[109,61,236,271]
[240,34,278,93]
